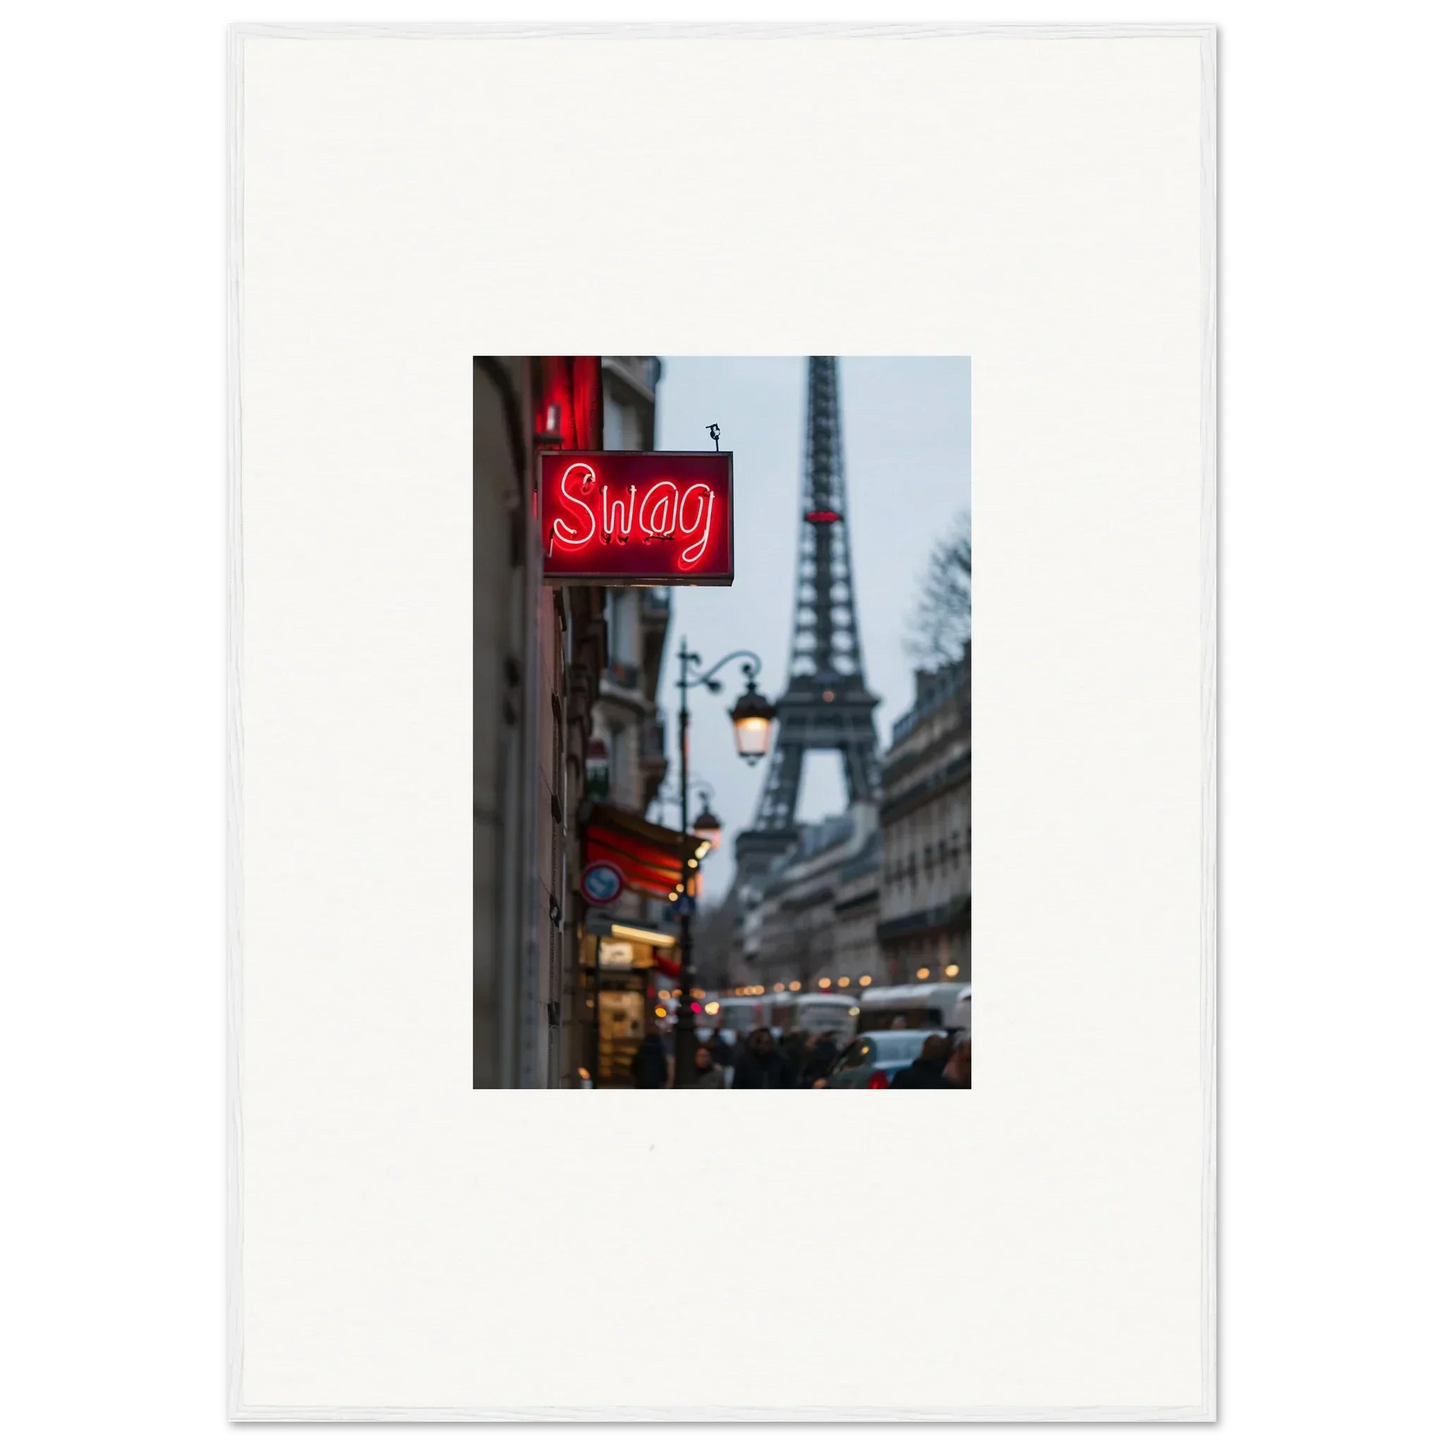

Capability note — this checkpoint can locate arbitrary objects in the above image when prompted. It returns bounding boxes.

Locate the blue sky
[652,356,971,898]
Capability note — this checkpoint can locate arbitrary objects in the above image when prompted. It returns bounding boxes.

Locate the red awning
[579,802,706,901]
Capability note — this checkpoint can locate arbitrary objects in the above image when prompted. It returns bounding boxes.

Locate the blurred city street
[474,356,970,1087]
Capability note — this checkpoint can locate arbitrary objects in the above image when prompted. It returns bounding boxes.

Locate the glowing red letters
[539,451,733,585]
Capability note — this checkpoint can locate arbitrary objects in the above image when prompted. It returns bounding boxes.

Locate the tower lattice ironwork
[735,357,880,882]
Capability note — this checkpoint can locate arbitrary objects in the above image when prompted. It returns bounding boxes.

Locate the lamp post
[691,793,723,853]
[671,639,775,1087]
[653,780,723,853]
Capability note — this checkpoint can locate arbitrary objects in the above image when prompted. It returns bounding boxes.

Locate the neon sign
[539,451,733,585]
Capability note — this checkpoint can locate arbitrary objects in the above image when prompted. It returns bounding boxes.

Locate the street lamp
[692,791,723,853]
[728,681,776,764]
[672,639,773,1087]
[652,780,723,855]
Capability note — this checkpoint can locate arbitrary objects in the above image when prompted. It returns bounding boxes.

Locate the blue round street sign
[580,861,624,906]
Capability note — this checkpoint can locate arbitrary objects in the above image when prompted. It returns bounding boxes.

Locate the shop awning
[579,801,708,901]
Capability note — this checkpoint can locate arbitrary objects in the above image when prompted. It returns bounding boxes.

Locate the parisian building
[876,644,972,985]
[474,354,696,1088]
[473,356,608,1088]
[591,358,670,820]
[832,827,883,990]
[733,802,881,991]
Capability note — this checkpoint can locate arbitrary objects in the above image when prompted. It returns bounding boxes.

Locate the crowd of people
[630,1021,971,1089]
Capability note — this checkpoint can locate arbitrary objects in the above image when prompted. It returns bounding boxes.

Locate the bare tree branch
[904,511,972,668]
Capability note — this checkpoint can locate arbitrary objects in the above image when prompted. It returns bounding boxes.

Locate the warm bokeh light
[731,713,773,763]
[838,976,850,987]
[917,968,930,980]
[693,807,723,852]
[788,981,801,992]
[610,923,676,948]
[819,978,832,989]
[654,1006,666,1018]
[944,964,959,978]
[859,975,872,986]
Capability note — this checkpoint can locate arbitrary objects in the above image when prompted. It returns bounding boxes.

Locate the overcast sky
[651,356,971,898]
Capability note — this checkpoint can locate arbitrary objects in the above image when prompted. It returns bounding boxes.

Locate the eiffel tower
[734,357,881,883]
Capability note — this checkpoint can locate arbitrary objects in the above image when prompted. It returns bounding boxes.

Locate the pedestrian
[704,1028,737,1085]
[781,1029,809,1086]
[801,1030,839,1087]
[631,1022,670,1089]
[707,1029,734,1069]
[730,1027,795,1088]
[693,1044,726,1088]
[943,1034,971,1089]
[889,1032,954,1088]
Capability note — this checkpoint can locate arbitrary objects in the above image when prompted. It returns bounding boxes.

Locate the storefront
[577,801,705,1086]
[580,921,679,1085]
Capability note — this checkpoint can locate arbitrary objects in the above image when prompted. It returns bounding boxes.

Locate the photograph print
[474,356,971,1090]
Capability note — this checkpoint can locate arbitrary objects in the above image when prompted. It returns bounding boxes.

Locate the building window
[605,590,639,668]
[603,392,626,449]
[609,725,628,804]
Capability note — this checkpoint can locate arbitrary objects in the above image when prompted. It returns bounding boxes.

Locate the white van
[717,996,770,1038]
[768,992,860,1041]
[857,982,971,1037]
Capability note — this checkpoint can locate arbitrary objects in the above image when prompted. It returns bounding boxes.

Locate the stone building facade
[877,645,971,985]
[591,357,670,822]
[733,803,881,991]
[473,354,694,1087]
[473,355,609,1089]
[832,829,883,989]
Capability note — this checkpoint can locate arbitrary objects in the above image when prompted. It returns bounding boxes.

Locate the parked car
[821,1030,942,1089]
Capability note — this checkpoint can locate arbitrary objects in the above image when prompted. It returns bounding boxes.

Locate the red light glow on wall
[534,357,600,450]
[540,451,733,586]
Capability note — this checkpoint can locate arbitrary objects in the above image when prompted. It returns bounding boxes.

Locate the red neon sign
[540,451,733,586]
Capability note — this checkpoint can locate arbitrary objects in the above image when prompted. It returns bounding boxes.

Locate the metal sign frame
[537,450,735,586]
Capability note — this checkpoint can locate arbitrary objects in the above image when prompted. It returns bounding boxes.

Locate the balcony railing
[876,896,971,944]
[889,662,968,748]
